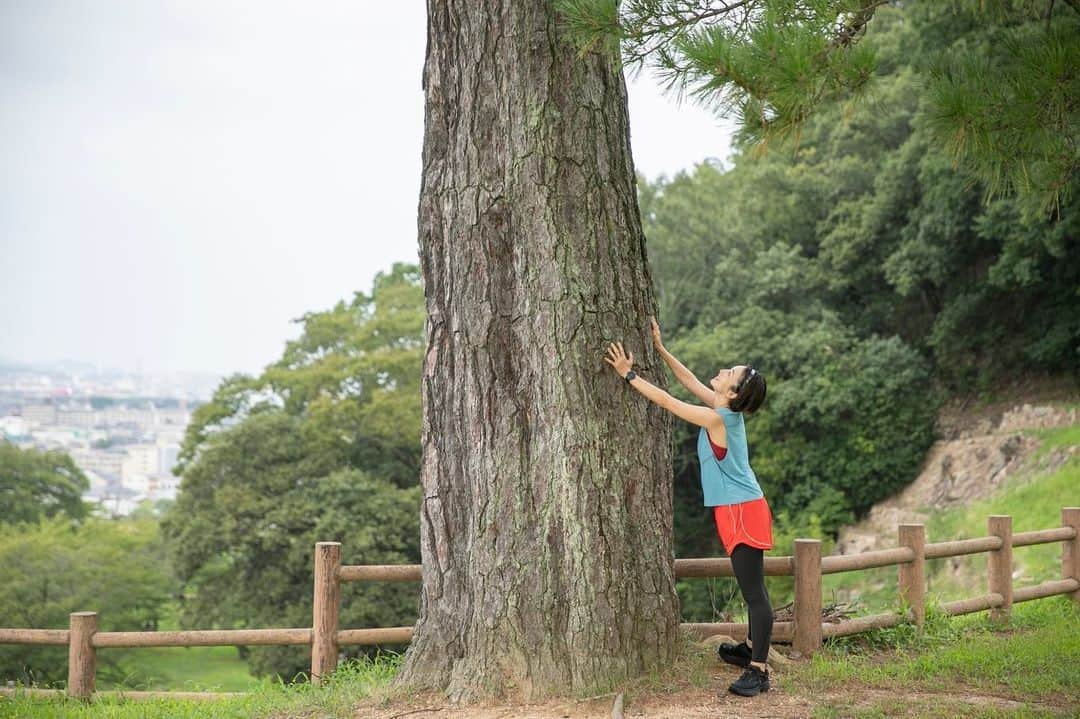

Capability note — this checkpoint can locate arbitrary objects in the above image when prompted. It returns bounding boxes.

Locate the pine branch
[833,0,888,48]
[619,0,760,67]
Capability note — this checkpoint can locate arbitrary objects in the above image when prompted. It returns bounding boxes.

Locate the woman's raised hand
[650,316,664,350]
[604,342,634,376]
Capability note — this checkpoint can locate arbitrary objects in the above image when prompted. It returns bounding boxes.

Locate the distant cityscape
[1,360,223,516]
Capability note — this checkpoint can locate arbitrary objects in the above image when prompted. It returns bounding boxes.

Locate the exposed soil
[353,675,1074,719]
[351,638,1076,719]
[836,400,1078,557]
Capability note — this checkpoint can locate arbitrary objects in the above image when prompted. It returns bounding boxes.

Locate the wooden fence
[1,507,1077,700]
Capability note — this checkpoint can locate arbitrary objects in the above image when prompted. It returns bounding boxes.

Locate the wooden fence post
[898,524,926,629]
[793,539,822,657]
[311,542,342,685]
[1064,507,1080,604]
[988,515,1012,623]
[67,612,97,699]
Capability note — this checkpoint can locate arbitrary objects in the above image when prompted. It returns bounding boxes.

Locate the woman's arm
[651,318,714,405]
[604,342,727,439]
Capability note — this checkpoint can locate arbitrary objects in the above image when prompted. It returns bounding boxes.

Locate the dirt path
[353,673,1073,719]
[354,681,814,719]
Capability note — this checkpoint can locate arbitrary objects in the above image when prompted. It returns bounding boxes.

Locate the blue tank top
[697,407,764,506]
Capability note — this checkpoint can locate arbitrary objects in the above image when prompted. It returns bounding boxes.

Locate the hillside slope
[837,402,1078,556]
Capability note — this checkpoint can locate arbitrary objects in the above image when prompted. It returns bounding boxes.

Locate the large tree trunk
[397,1,679,701]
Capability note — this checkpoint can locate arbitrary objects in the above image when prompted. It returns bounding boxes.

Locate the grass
[1029,423,1080,461]
[0,652,401,719]
[98,645,262,692]
[78,603,260,692]
[793,597,1080,718]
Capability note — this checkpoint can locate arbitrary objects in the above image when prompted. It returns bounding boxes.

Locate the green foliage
[766,509,833,608]
[177,263,424,489]
[0,518,175,685]
[920,3,1080,215]
[557,0,879,149]
[163,264,425,680]
[638,7,1078,567]
[663,306,935,549]
[676,576,742,623]
[561,1,1080,212]
[0,442,89,524]
[638,3,1077,629]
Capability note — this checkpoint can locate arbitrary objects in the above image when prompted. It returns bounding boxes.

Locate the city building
[21,403,57,426]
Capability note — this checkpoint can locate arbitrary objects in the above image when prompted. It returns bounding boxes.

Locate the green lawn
[98,645,263,693]
[0,653,400,719]
[793,597,1080,718]
[4,607,264,694]
[73,602,263,693]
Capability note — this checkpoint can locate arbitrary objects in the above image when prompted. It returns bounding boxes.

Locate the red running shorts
[713,497,774,555]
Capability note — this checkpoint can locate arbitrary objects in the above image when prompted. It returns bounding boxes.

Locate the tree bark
[397,0,678,701]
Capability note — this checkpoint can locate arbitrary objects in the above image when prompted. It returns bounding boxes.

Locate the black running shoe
[728,665,770,697]
[716,641,752,668]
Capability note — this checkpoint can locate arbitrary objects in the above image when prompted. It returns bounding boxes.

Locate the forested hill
[639,4,1080,561]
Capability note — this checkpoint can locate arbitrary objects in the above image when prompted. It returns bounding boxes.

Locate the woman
[603,318,772,697]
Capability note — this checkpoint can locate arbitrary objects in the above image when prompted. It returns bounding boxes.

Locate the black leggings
[730,544,773,663]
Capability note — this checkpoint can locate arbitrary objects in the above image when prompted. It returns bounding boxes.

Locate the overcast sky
[1,1,734,377]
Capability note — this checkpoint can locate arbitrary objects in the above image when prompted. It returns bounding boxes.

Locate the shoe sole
[716,649,751,668]
[728,683,770,697]
[718,655,751,668]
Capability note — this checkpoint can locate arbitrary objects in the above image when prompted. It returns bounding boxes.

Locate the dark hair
[730,366,766,414]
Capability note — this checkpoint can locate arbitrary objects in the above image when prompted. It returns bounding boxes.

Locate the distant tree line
[0,445,173,684]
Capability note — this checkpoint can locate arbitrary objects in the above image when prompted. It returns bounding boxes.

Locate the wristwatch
[624,370,637,383]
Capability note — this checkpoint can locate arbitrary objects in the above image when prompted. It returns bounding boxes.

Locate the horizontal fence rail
[338,564,422,582]
[821,611,906,638]
[337,627,413,645]
[672,556,794,577]
[0,629,69,646]
[941,593,1004,616]
[91,629,314,648]
[925,536,1004,559]
[334,557,805,582]
[1013,527,1076,547]
[683,621,795,643]
[821,547,916,574]
[1014,578,1080,602]
[1,506,1077,701]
